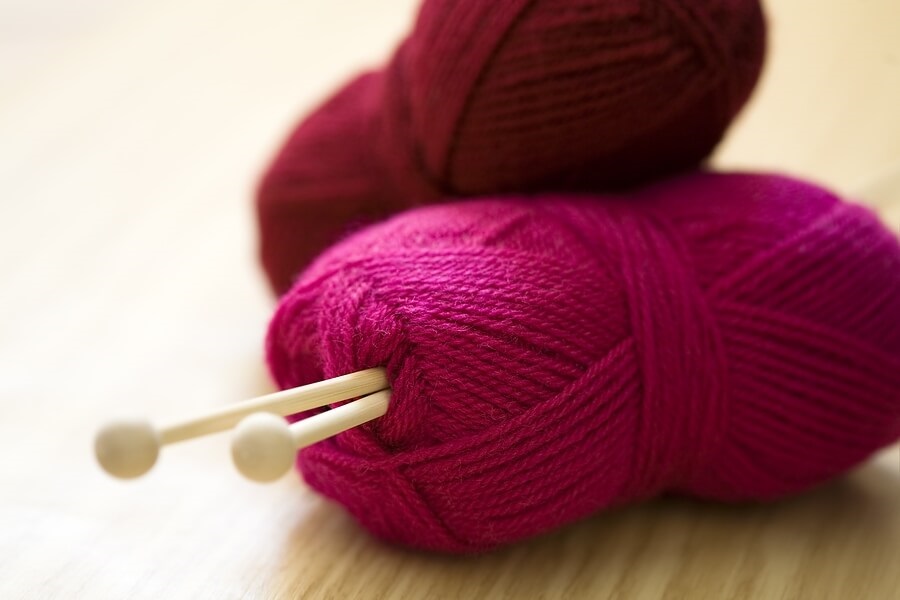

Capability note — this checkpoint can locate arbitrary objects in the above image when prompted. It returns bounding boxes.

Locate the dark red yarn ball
[258,0,766,294]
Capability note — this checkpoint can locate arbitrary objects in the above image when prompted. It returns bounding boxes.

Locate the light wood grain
[1,0,898,598]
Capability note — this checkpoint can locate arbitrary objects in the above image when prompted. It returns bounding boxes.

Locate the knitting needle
[94,367,389,479]
[231,389,392,482]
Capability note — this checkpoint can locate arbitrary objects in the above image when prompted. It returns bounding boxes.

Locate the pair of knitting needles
[94,368,391,482]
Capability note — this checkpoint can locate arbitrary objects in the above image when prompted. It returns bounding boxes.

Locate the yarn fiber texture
[258,0,766,294]
[266,172,900,553]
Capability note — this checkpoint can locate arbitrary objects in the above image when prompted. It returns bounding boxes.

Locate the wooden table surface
[1,0,899,598]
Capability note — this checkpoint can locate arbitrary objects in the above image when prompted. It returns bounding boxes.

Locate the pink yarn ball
[266,172,900,552]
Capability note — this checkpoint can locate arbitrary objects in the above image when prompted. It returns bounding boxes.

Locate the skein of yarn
[257,0,767,294]
[265,172,900,552]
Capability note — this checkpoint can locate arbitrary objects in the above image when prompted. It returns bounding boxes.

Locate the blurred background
[1,0,899,598]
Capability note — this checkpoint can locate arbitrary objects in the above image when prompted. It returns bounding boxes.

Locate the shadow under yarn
[272,458,900,597]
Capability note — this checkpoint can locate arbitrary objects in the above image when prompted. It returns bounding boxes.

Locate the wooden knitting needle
[94,367,389,479]
[231,389,391,482]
